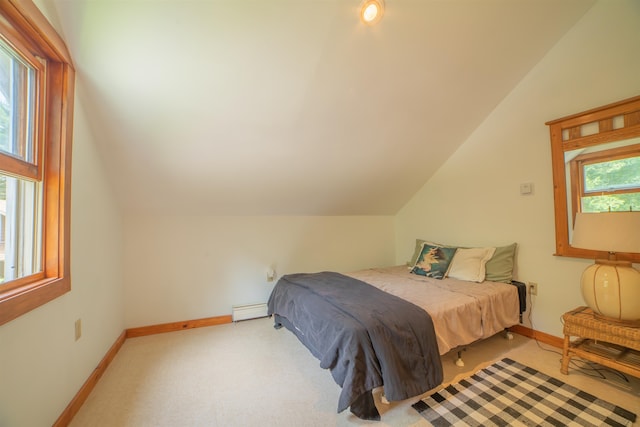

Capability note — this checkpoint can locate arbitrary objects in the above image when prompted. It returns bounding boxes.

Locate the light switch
[267,267,276,282]
[520,182,533,195]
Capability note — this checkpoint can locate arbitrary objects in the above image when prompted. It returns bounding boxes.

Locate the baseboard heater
[232,303,269,322]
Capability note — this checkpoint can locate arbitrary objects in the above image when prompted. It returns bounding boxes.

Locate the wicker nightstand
[561,306,640,378]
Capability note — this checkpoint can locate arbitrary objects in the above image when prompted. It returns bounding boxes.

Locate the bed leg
[455,350,465,367]
[272,314,283,329]
[504,329,514,340]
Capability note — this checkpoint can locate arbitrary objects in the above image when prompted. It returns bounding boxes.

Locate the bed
[267,242,525,421]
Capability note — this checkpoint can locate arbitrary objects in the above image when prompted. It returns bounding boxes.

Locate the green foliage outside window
[582,156,640,212]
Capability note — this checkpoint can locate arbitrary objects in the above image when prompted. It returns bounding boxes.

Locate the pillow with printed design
[411,243,458,280]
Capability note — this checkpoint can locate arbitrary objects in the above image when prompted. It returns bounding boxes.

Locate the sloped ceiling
[49,0,594,215]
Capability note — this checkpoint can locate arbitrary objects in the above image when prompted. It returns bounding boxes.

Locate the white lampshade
[571,211,640,324]
[572,212,640,254]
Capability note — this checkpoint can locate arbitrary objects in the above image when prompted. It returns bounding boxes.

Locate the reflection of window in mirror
[575,148,639,212]
[567,140,640,225]
[547,96,640,262]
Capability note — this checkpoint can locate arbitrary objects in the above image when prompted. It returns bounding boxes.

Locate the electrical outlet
[529,282,538,296]
[75,318,82,341]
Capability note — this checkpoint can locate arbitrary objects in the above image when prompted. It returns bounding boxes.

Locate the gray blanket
[267,271,443,420]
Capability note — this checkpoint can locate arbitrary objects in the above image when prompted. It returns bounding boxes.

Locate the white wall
[124,215,395,327]
[0,3,125,426]
[395,0,640,337]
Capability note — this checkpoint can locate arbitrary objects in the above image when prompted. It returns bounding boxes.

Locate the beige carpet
[70,317,640,426]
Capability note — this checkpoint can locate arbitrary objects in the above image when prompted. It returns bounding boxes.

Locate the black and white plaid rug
[412,358,636,427]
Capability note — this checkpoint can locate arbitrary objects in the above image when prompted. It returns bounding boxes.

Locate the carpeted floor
[70,317,640,426]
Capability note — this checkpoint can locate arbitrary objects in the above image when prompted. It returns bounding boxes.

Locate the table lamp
[571,211,640,325]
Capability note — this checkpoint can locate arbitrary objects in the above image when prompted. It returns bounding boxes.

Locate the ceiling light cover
[361,0,384,25]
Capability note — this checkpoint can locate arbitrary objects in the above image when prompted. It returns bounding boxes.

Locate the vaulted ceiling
[48,0,595,215]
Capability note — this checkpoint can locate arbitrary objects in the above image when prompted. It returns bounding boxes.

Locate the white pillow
[447,247,496,282]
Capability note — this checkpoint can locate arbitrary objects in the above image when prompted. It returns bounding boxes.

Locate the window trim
[0,0,74,326]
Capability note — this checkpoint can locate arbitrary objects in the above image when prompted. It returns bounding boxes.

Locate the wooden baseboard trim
[510,324,563,348]
[53,330,127,427]
[125,314,233,338]
[55,314,232,426]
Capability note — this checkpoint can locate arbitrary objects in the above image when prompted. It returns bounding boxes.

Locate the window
[0,36,43,284]
[0,0,74,326]
[570,144,640,215]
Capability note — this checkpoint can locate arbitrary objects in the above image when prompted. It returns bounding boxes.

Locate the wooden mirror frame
[546,95,640,263]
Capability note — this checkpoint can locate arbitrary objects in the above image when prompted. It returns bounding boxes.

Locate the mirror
[547,95,640,263]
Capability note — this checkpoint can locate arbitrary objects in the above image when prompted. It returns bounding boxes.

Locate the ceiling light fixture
[360,0,384,25]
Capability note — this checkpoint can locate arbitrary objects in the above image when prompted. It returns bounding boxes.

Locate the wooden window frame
[547,95,640,263]
[0,0,74,326]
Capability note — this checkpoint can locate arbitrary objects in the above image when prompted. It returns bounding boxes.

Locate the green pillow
[410,239,426,266]
[411,243,458,280]
[484,243,517,283]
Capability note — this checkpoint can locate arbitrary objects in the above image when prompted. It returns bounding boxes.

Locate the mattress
[346,265,521,355]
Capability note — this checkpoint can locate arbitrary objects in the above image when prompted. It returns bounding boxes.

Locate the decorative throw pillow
[411,243,458,279]
[485,243,517,283]
[447,247,496,283]
[409,238,449,266]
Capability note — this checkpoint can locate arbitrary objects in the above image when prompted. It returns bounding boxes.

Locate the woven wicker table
[561,306,640,378]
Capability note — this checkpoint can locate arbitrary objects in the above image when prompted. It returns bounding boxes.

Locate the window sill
[0,276,70,326]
